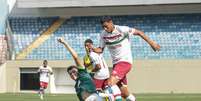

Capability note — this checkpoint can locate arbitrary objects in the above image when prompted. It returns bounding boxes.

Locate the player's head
[43,60,48,67]
[67,65,78,80]
[100,16,114,33]
[84,39,93,51]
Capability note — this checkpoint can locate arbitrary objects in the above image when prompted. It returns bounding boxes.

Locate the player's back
[89,52,110,80]
[75,68,96,101]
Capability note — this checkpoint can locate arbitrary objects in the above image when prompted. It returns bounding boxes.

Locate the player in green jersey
[58,37,103,101]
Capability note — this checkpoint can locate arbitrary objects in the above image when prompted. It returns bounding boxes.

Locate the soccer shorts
[93,78,108,90]
[40,82,48,89]
[112,61,132,86]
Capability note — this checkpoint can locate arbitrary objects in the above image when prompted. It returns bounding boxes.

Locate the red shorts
[40,82,48,89]
[93,78,108,90]
[112,62,132,86]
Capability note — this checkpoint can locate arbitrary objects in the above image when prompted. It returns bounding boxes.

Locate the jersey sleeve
[99,33,105,48]
[48,66,53,73]
[120,25,135,37]
[78,66,85,70]
[38,66,42,72]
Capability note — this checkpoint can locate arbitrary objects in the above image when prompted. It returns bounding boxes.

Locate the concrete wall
[5,60,75,93]
[2,59,201,93]
[128,60,201,93]
[0,63,6,93]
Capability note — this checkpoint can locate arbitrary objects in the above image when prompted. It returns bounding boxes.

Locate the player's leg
[104,84,122,101]
[39,82,48,100]
[109,62,132,101]
[105,75,122,101]
[39,82,44,100]
[93,78,112,101]
[121,87,135,101]
[118,80,136,101]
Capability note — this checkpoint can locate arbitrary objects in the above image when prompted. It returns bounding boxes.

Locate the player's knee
[121,91,129,98]
[108,76,119,86]
[120,87,129,98]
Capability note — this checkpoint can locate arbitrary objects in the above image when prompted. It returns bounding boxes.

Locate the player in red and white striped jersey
[38,60,53,100]
[84,39,122,101]
[93,16,160,101]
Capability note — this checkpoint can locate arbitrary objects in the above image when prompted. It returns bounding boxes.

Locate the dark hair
[43,60,48,63]
[67,65,77,73]
[84,39,93,44]
[100,16,112,24]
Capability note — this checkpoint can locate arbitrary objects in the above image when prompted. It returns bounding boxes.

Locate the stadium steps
[16,18,66,59]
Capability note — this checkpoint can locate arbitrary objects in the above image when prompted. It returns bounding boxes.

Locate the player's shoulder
[47,66,52,69]
[90,51,97,55]
[101,30,108,37]
[115,25,130,31]
[89,51,100,57]
[39,66,43,69]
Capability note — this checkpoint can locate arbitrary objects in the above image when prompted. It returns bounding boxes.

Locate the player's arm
[92,34,105,53]
[50,72,53,75]
[37,67,41,73]
[91,64,101,72]
[49,67,53,75]
[133,29,160,51]
[58,37,84,68]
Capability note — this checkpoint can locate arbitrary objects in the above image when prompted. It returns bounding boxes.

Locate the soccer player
[58,37,102,101]
[92,16,160,101]
[38,60,53,100]
[84,39,122,101]
[84,39,110,90]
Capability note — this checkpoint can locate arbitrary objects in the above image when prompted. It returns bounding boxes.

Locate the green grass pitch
[0,93,201,101]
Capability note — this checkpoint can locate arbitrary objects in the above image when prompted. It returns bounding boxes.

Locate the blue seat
[9,14,201,60]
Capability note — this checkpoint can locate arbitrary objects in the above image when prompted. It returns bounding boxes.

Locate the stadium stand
[9,17,59,55]
[9,14,201,60]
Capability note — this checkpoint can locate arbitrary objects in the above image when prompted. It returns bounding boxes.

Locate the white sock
[126,94,136,101]
[40,93,44,100]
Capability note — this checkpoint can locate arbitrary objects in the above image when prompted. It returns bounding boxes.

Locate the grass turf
[0,93,201,101]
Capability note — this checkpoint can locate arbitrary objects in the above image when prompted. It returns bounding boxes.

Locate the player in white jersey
[93,16,160,101]
[84,39,122,101]
[38,60,53,100]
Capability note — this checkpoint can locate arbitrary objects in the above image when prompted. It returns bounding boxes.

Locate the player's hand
[50,72,53,75]
[57,37,65,44]
[84,62,92,67]
[151,42,160,51]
